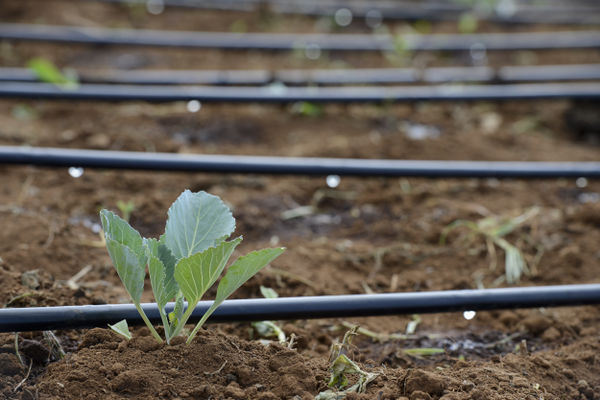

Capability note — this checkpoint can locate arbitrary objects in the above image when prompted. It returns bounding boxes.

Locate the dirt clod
[0,353,23,376]
[19,339,50,364]
[405,370,446,396]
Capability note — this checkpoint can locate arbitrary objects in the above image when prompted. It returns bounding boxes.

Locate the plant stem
[134,303,163,343]
[168,300,198,340]
[159,311,172,345]
[186,311,212,344]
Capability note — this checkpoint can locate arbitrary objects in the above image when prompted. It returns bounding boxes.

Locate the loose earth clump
[33,328,327,400]
[1,0,600,399]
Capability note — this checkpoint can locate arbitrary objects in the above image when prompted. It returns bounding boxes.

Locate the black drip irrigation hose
[1,23,599,51]
[92,0,600,25]
[0,82,599,102]
[1,284,599,333]
[2,64,600,86]
[1,146,599,178]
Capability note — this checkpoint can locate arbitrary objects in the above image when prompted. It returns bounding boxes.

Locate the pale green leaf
[174,237,242,304]
[100,209,144,259]
[145,239,179,310]
[201,248,284,325]
[27,57,77,86]
[403,348,445,356]
[108,319,132,340]
[148,255,177,310]
[105,238,145,303]
[260,286,279,299]
[163,190,235,259]
[169,292,185,328]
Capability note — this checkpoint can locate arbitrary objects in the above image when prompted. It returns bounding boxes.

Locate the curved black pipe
[1,146,599,178]
[0,23,599,51]
[3,64,599,86]
[1,284,599,332]
[0,82,599,102]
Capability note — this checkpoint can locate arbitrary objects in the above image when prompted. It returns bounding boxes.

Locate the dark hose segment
[1,23,599,51]
[2,65,600,85]
[1,284,599,332]
[0,82,599,102]
[1,146,599,178]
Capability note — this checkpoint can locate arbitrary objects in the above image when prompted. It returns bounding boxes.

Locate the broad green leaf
[216,248,285,303]
[163,190,235,259]
[174,237,242,304]
[100,209,144,259]
[105,238,145,303]
[145,239,179,310]
[200,248,284,325]
[148,255,178,310]
[108,319,132,340]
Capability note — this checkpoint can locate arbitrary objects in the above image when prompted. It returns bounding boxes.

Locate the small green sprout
[27,58,78,89]
[291,101,323,118]
[384,35,414,67]
[116,200,136,222]
[101,190,285,344]
[458,13,479,34]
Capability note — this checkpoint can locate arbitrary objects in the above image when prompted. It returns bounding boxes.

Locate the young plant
[116,200,136,222]
[27,58,78,89]
[100,190,285,344]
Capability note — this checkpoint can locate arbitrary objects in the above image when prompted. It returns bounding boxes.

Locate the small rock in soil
[405,370,446,396]
[542,326,562,342]
[224,382,245,399]
[19,339,50,364]
[111,370,160,395]
[410,390,433,400]
[577,380,595,400]
[131,336,162,352]
[78,328,119,349]
[520,315,553,335]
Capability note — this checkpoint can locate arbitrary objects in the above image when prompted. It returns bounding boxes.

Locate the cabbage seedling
[100,190,285,344]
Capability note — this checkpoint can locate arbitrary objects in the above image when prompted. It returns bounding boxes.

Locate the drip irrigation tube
[1,146,599,178]
[1,284,599,332]
[1,23,599,51]
[92,0,600,25]
[0,82,599,102]
[3,64,600,86]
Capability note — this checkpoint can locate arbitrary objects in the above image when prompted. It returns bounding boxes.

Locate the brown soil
[0,1,599,399]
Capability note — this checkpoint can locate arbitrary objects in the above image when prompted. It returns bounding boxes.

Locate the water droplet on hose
[304,43,322,60]
[334,8,353,27]
[326,175,341,188]
[365,10,383,29]
[186,100,202,113]
[146,0,164,15]
[68,167,84,178]
[576,177,588,188]
[469,43,487,65]
[463,310,476,320]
